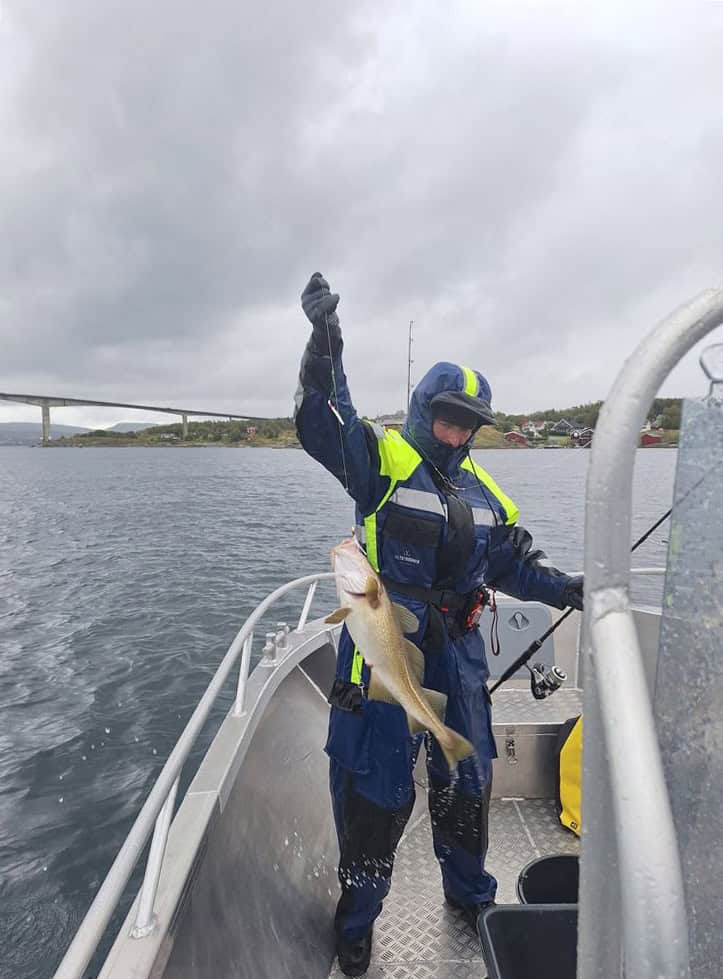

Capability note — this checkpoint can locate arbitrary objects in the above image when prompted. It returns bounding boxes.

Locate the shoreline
[2,440,679,451]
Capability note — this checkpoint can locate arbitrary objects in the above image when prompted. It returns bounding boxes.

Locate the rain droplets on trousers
[330,728,496,941]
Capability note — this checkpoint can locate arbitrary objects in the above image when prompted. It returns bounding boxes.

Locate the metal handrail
[571,566,666,577]
[54,571,336,979]
[579,288,723,978]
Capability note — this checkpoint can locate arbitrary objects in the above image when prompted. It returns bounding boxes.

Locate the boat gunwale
[52,571,337,979]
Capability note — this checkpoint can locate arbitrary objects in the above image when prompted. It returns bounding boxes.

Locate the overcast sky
[1,1,722,428]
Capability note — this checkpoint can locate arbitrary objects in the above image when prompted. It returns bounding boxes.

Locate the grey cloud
[1,1,722,424]
[1,2,371,359]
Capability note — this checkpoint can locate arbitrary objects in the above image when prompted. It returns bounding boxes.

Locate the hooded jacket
[295,348,573,610]
[295,337,578,812]
[403,361,492,471]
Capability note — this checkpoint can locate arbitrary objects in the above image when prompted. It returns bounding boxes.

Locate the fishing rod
[489,449,721,699]
[488,505,673,699]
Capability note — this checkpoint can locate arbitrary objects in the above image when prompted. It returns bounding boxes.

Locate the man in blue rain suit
[295,273,583,977]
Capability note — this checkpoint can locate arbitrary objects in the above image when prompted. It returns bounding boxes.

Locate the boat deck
[329,795,579,979]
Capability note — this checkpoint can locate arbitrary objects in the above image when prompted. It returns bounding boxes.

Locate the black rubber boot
[445,894,496,932]
[336,926,373,977]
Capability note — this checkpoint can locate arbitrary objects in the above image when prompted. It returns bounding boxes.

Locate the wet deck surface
[329,797,579,978]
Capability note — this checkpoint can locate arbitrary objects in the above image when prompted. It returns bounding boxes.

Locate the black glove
[561,575,584,611]
[301,272,342,356]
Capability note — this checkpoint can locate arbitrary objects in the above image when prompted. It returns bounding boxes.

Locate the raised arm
[294,273,390,514]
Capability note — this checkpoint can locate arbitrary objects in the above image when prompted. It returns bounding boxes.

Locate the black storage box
[479,904,577,979]
[516,853,579,905]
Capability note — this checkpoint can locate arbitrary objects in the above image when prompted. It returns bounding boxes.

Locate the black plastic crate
[479,904,578,979]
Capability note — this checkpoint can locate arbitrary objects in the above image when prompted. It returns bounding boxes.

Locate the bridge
[0,392,250,443]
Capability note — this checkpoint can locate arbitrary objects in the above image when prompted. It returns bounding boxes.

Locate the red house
[640,432,662,447]
[504,431,529,447]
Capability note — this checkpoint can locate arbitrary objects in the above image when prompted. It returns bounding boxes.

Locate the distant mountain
[0,422,91,445]
[106,421,159,433]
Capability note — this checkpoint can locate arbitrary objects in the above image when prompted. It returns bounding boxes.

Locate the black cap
[430,390,496,429]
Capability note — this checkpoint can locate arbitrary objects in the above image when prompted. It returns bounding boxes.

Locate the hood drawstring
[464,448,500,527]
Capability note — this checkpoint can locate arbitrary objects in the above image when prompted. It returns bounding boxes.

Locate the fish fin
[392,602,420,635]
[367,671,398,705]
[407,688,447,735]
[407,714,427,736]
[401,638,425,685]
[325,607,351,624]
[439,728,476,772]
[421,687,447,722]
[365,575,380,608]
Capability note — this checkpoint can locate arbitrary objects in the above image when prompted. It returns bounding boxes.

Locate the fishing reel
[528,662,567,700]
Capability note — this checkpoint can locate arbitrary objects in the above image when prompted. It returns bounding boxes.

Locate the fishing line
[488,453,723,697]
[628,457,717,550]
[324,308,350,493]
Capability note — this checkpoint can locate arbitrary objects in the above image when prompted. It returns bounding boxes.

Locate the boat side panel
[490,608,659,799]
[481,602,557,680]
[654,397,723,976]
[162,660,337,979]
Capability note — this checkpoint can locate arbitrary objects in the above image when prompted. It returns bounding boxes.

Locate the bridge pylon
[41,402,51,444]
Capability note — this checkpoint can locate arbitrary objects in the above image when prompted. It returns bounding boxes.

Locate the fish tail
[439,727,475,771]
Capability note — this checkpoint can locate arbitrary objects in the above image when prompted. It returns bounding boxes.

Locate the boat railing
[576,567,665,576]
[53,571,337,979]
[579,288,723,979]
[615,566,664,575]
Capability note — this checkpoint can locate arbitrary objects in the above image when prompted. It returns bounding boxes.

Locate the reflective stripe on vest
[363,430,422,572]
[350,645,363,686]
[389,486,446,516]
[472,507,497,527]
[460,456,519,525]
[461,365,479,397]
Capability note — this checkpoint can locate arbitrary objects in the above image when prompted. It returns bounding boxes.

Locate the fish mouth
[330,536,360,563]
[330,537,379,599]
[337,536,364,553]
[330,537,366,570]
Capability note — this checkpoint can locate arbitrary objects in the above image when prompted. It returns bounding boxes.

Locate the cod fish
[325,537,475,772]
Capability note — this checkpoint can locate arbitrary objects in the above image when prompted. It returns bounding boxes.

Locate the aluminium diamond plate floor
[328,796,579,979]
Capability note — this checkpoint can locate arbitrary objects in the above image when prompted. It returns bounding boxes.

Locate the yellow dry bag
[556,715,583,836]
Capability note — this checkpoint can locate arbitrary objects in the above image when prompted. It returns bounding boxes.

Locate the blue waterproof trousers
[328,637,497,941]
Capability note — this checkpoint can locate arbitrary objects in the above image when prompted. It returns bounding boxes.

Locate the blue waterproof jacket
[295,344,574,808]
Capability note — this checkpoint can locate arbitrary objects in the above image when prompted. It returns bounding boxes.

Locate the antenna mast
[406,320,414,412]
